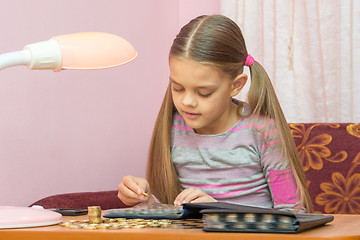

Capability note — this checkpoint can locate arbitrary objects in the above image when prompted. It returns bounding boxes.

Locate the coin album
[203,210,297,232]
[103,202,334,233]
[201,209,334,233]
[184,202,334,233]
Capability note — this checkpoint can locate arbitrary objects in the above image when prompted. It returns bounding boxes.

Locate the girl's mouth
[183,111,201,120]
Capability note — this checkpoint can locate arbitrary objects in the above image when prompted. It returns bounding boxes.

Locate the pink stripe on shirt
[269,168,299,206]
[264,128,279,138]
[177,164,262,179]
[260,138,281,151]
[208,185,268,198]
[182,176,264,189]
[172,124,193,132]
[173,114,185,121]
[227,122,268,133]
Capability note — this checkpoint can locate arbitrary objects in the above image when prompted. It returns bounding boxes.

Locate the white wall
[0,0,220,206]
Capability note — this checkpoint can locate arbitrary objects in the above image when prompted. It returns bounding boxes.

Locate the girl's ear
[231,74,248,97]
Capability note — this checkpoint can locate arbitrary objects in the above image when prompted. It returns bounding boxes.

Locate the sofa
[290,123,360,214]
[30,123,360,214]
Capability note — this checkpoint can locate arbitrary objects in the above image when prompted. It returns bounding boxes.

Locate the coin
[60,217,172,230]
[88,206,103,224]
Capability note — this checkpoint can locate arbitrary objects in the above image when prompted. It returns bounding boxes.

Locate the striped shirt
[171,110,301,211]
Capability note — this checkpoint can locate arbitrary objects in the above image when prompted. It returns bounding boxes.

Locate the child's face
[169,57,239,135]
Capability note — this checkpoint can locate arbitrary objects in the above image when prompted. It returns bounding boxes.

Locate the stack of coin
[88,206,103,224]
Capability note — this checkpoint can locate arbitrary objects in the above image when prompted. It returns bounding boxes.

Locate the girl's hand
[174,188,217,206]
[117,175,153,206]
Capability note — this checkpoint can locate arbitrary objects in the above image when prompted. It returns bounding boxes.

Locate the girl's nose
[182,92,197,107]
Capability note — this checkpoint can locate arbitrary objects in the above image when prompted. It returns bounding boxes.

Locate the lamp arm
[0,50,31,70]
[0,39,62,71]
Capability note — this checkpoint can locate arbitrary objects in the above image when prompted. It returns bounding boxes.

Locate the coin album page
[103,203,185,219]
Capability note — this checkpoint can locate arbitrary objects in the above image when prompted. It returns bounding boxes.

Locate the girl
[118,15,312,212]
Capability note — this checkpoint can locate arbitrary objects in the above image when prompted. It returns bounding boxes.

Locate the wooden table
[1,214,360,240]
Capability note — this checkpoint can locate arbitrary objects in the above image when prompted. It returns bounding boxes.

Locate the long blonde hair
[147,15,313,212]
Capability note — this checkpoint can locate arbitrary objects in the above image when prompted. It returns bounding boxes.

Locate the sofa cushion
[290,123,360,214]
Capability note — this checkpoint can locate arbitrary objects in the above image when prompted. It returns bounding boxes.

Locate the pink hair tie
[244,54,254,67]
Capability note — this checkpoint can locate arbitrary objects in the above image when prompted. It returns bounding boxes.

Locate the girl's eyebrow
[169,78,181,85]
[169,78,217,89]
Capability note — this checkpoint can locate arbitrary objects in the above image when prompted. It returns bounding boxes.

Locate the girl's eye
[199,92,213,97]
[172,87,184,92]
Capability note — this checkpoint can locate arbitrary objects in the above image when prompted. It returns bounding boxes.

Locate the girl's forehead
[169,57,227,82]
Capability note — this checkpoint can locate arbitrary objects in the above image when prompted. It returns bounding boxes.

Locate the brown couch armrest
[29,190,128,210]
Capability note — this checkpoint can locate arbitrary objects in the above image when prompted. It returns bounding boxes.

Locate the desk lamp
[0,32,137,229]
[0,32,137,71]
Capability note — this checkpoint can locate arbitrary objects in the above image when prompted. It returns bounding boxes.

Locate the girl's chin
[184,121,207,133]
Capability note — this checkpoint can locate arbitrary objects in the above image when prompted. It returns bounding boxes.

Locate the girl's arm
[266,168,305,212]
[260,120,305,212]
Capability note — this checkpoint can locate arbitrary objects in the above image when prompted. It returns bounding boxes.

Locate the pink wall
[0,0,220,206]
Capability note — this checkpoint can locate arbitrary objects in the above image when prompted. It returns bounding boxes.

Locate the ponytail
[147,84,181,204]
[247,61,313,212]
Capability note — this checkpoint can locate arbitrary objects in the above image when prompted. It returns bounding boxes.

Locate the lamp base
[0,206,62,229]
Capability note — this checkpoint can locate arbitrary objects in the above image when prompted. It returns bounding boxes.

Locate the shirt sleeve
[259,119,304,212]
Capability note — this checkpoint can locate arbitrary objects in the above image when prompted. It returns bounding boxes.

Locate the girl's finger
[181,189,203,203]
[118,181,139,200]
[174,188,203,205]
[123,176,144,196]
